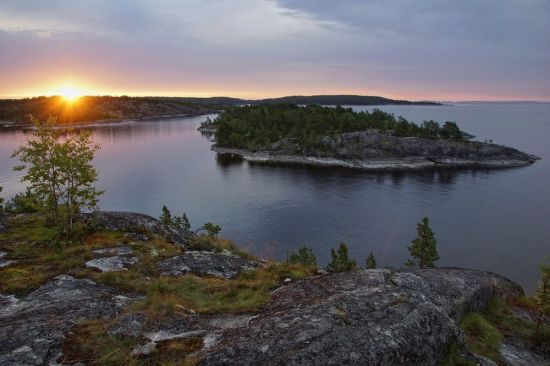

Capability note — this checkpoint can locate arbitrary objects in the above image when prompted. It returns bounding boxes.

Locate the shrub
[201,222,221,238]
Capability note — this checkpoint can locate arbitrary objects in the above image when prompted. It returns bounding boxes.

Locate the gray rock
[130,341,157,357]
[212,130,540,170]
[0,275,138,366]
[501,341,549,366]
[199,268,523,366]
[0,251,16,268]
[80,211,185,245]
[93,246,133,256]
[85,255,138,272]
[158,251,258,279]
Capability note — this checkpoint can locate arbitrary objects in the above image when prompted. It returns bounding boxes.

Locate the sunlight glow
[58,86,84,102]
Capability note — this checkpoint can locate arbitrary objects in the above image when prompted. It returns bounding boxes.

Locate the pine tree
[325,242,357,273]
[289,246,317,267]
[406,217,439,268]
[366,252,377,269]
[201,222,221,238]
[160,205,173,226]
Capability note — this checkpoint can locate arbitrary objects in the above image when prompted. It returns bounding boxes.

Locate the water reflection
[0,105,549,294]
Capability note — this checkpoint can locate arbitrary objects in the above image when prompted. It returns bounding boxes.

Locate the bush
[325,243,356,273]
[288,246,317,268]
[201,222,221,238]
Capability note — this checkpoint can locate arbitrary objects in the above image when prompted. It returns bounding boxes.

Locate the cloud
[0,0,549,100]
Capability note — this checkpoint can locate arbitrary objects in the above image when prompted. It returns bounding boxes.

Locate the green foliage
[535,259,550,335]
[288,246,318,268]
[365,251,377,269]
[213,104,465,151]
[160,205,173,226]
[11,116,102,237]
[406,217,439,268]
[4,190,41,213]
[160,205,193,238]
[201,222,221,238]
[460,313,503,362]
[325,242,357,273]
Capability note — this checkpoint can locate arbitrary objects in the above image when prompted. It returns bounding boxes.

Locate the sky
[1,0,549,101]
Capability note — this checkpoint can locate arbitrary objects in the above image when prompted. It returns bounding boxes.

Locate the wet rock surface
[158,250,258,279]
[199,268,524,366]
[0,275,137,366]
[80,211,185,245]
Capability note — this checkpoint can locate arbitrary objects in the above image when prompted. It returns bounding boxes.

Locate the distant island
[201,104,540,170]
[0,95,439,126]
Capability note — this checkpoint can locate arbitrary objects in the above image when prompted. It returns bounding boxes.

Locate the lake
[1,103,549,292]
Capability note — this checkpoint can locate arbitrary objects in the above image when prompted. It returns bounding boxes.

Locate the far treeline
[0,96,218,124]
[213,104,464,151]
[0,94,437,125]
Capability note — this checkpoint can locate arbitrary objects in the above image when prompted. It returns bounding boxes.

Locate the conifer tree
[406,217,439,268]
[366,252,377,269]
[326,242,357,273]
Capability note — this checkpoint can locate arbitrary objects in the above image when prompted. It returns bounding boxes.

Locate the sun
[58,86,84,102]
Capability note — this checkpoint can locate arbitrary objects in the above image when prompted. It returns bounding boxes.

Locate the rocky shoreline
[1,211,548,365]
[210,130,540,171]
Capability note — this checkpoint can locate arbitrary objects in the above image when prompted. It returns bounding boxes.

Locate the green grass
[460,313,503,362]
[0,212,319,364]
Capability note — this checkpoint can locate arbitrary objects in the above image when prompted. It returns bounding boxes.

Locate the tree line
[213,104,464,151]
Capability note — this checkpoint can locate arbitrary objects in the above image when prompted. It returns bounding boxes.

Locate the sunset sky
[1,0,549,101]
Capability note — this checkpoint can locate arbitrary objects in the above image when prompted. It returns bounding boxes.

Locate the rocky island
[201,104,540,170]
[0,211,549,365]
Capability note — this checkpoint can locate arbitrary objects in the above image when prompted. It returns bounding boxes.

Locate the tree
[160,205,193,239]
[406,217,439,268]
[201,222,221,238]
[0,186,4,214]
[366,252,377,269]
[160,205,173,226]
[535,259,550,336]
[289,246,317,267]
[325,242,357,273]
[12,116,102,236]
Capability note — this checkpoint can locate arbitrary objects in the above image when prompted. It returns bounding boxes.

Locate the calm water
[1,103,549,292]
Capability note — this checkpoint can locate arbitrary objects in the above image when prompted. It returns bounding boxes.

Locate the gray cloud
[0,0,549,100]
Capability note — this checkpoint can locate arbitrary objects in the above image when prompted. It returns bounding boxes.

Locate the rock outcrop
[158,251,258,279]
[199,268,523,366]
[80,211,185,245]
[0,275,137,366]
[212,131,540,170]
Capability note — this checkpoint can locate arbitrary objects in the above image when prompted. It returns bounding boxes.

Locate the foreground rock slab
[199,268,523,366]
[0,275,136,365]
[157,251,258,279]
[80,211,185,245]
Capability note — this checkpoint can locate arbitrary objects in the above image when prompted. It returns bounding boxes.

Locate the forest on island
[213,104,464,151]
